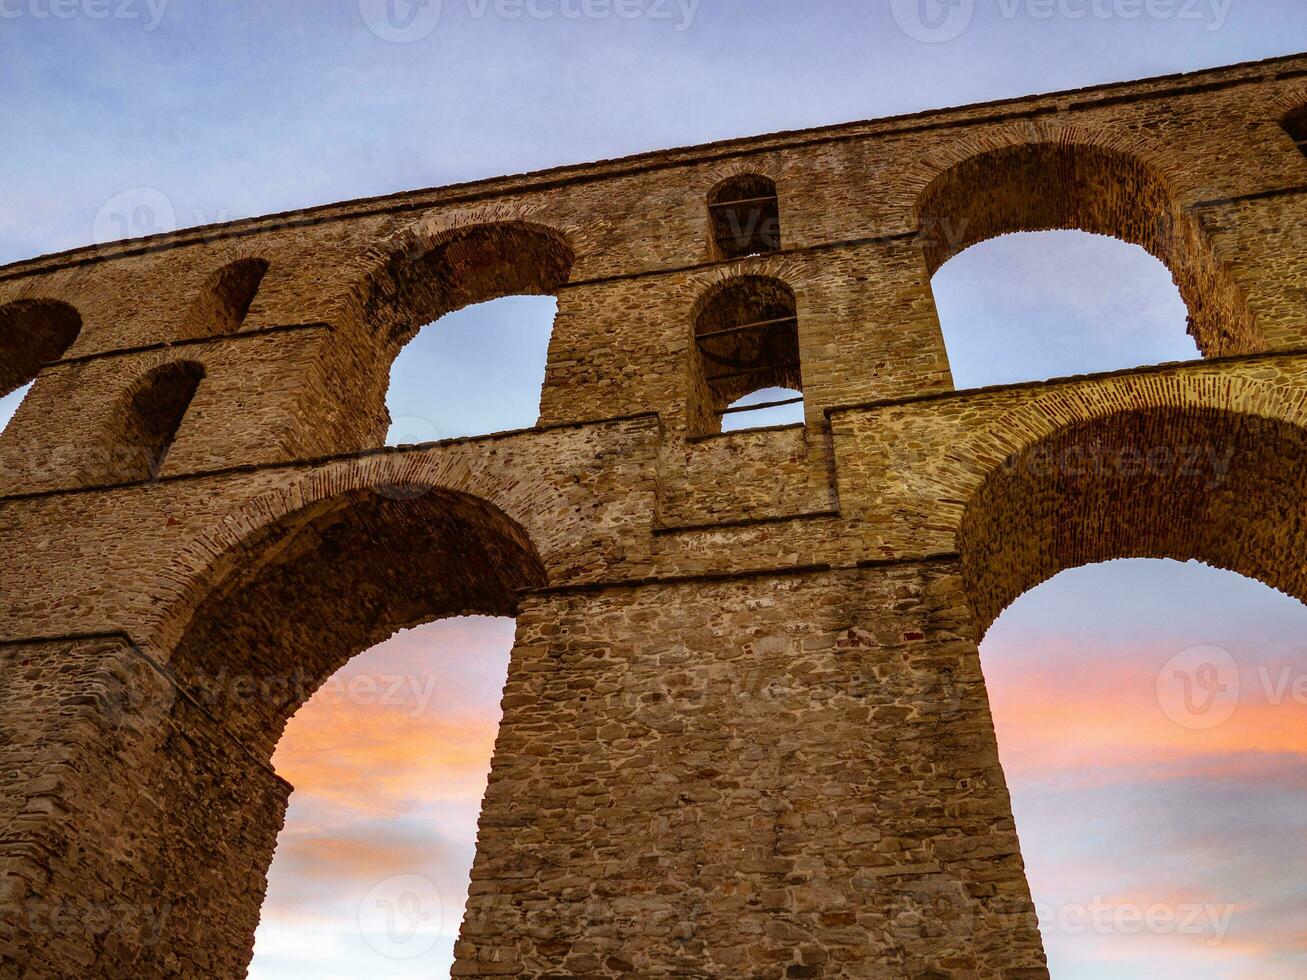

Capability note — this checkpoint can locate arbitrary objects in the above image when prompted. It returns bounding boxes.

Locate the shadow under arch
[360,218,576,350]
[958,404,1307,639]
[915,140,1262,359]
[0,298,82,396]
[167,482,547,758]
[689,273,801,433]
[115,474,552,975]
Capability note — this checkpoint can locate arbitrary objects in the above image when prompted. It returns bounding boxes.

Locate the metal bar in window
[708,195,779,209]
[707,362,801,383]
[717,395,804,416]
[696,315,798,342]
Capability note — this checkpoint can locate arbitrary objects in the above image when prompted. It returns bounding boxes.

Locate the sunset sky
[5,3,1307,977]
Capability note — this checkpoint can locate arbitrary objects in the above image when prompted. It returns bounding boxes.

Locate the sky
[4,2,1307,977]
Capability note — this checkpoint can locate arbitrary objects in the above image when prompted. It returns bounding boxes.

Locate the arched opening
[385,296,559,443]
[363,222,574,444]
[690,275,802,435]
[917,142,1261,364]
[959,405,1307,635]
[957,405,1307,973]
[0,299,81,431]
[185,258,270,336]
[163,485,547,976]
[99,360,205,482]
[251,615,516,977]
[708,173,781,260]
[932,230,1198,388]
[981,559,1307,975]
[1283,104,1307,160]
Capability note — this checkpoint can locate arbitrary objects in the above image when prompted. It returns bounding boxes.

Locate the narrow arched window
[1283,105,1307,160]
[691,276,802,434]
[111,361,205,480]
[708,174,781,260]
[186,258,269,336]
[0,299,81,398]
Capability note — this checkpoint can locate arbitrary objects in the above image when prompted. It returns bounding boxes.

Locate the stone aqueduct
[1,52,1306,978]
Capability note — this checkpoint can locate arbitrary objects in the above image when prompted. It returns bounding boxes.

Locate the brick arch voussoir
[144,449,570,659]
[898,120,1176,223]
[950,372,1307,634]
[337,205,583,334]
[699,160,782,198]
[904,122,1263,357]
[938,373,1307,533]
[1270,84,1307,119]
[685,257,806,324]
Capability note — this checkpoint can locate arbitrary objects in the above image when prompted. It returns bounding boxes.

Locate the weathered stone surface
[0,52,1305,978]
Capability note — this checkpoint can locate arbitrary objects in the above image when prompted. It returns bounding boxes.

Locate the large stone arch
[113,461,556,975]
[953,382,1307,636]
[911,128,1262,359]
[353,213,577,350]
[331,214,579,445]
[147,448,577,659]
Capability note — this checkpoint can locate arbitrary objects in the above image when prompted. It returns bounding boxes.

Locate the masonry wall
[460,566,1045,979]
[0,52,1305,978]
[0,637,288,978]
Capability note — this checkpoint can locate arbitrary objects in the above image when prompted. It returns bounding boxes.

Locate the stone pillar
[0,636,289,978]
[1198,192,1307,351]
[456,565,1047,978]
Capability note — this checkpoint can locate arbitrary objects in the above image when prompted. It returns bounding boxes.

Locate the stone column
[456,565,1047,978]
[0,635,289,978]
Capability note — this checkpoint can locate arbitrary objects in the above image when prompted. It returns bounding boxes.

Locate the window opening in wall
[0,382,32,436]
[385,296,559,445]
[1284,104,1307,160]
[720,386,804,432]
[932,231,1196,388]
[112,361,205,480]
[692,276,802,434]
[0,299,82,434]
[709,174,781,260]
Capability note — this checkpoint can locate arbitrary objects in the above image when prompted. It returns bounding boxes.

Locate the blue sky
[4,3,1307,977]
